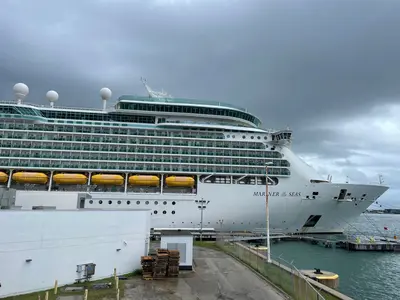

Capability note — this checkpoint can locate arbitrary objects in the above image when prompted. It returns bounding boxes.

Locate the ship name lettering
[288,192,301,197]
[253,191,301,197]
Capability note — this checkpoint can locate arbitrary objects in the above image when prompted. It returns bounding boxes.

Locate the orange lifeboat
[91,174,124,185]
[129,175,160,186]
[0,172,8,184]
[53,174,88,185]
[165,176,195,188]
[12,172,48,184]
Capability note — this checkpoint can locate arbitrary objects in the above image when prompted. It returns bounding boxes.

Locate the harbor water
[270,214,400,300]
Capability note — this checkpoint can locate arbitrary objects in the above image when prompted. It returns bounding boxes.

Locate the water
[270,214,400,300]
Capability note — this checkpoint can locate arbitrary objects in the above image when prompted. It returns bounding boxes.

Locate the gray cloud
[0,0,399,204]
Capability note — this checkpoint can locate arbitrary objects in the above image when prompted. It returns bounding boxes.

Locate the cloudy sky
[0,0,399,207]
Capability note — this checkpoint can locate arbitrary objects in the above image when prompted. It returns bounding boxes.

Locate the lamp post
[197,198,210,242]
[265,162,273,263]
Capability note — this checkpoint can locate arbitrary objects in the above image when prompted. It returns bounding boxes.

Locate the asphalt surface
[122,246,287,300]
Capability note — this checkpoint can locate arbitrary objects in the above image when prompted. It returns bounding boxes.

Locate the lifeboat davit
[91,174,124,185]
[53,174,88,185]
[12,172,48,184]
[165,176,195,188]
[0,172,9,184]
[129,175,160,186]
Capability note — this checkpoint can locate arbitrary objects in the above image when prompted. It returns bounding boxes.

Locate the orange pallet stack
[153,249,169,279]
[141,256,154,280]
[167,250,180,277]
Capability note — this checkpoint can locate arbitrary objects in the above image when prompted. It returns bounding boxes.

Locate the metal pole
[200,201,204,242]
[266,165,271,263]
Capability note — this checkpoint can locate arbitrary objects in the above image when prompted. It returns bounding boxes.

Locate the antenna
[140,77,172,99]
[100,87,112,111]
[378,174,384,185]
[46,90,59,108]
[13,83,29,105]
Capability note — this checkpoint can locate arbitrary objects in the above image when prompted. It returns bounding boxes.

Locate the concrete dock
[122,247,287,300]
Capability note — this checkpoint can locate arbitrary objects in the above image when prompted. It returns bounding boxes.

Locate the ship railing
[0,100,110,112]
[215,236,329,300]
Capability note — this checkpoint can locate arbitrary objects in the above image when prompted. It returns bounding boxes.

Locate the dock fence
[215,234,351,300]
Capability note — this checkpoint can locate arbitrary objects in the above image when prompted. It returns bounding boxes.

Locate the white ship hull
[14,180,388,234]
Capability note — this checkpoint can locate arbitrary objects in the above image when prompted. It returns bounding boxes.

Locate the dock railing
[215,234,352,300]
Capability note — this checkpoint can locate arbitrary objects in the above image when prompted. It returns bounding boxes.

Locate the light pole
[197,198,210,242]
[265,162,273,263]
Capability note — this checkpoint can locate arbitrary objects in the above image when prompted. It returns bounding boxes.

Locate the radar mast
[140,77,172,99]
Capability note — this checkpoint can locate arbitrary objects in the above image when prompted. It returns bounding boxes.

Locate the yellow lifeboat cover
[0,172,8,184]
[165,176,195,188]
[12,172,48,184]
[92,174,124,185]
[129,175,160,186]
[53,174,88,185]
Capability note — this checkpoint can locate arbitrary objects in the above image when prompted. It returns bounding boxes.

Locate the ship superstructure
[0,81,389,234]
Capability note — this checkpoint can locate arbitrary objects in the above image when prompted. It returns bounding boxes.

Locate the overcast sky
[0,0,399,208]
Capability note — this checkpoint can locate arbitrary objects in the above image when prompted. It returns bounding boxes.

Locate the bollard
[115,277,119,290]
[45,291,49,300]
[54,280,58,295]
[84,289,88,300]
[116,288,120,300]
[114,267,117,280]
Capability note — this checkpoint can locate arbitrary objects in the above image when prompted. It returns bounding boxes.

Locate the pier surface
[122,247,287,300]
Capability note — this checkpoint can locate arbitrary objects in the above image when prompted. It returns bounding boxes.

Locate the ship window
[172,211,175,214]
[117,200,121,205]
[108,200,112,205]
[99,200,103,204]
[172,201,176,205]
[127,201,131,205]
[145,201,149,205]
[312,192,319,196]
[89,200,93,204]
[242,135,246,139]
[163,210,167,214]
[163,201,167,205]
[251,136,254,139]
[136,201,140,205]
[257,136,261,139]
[154,201,158,205]
[154,210,158,214]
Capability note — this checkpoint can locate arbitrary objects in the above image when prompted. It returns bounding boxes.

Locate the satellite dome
[13,83,29,104]
[46,90,59,102]
[100,87,112,100]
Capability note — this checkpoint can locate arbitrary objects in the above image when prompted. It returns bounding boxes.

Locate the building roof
[160,229,193,236]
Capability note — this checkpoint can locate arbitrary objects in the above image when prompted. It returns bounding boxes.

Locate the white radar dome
[100,87,112,100]
[13,83,29,98]
[46,90,59,102]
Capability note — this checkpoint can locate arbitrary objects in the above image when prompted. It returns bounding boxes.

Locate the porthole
[172,201,176,205]
[251,136,254,139]
[172,211,175,214]
[227,134,230,138]
[163,201,167,205]
[89,200,93,204]
[136,201,140,205]
[264,136,267,140]
[242,135,246,139]
[154,201,158,205]
[127,201,131,205]
[163,210,166,214]
[232,135,235,138]
[145,201,149,205]
[257,136,261,140]
[117,200,121,205]
[154,210,158,214]
[108,200,112,205]
[99,200,103,204]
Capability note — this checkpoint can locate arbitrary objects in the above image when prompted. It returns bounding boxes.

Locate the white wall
[16,191,80,209]
[160,235,193,267]
[0,209,151,298]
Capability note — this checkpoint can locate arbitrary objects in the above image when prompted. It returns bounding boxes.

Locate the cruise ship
[0,80,389,234]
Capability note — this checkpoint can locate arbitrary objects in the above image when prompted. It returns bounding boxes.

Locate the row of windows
[0,122,235,139]
[117,102,261,126]
[1,133,267,150]
[0,159,291,176]
[0,150,289,167]
[0,142,282,159]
